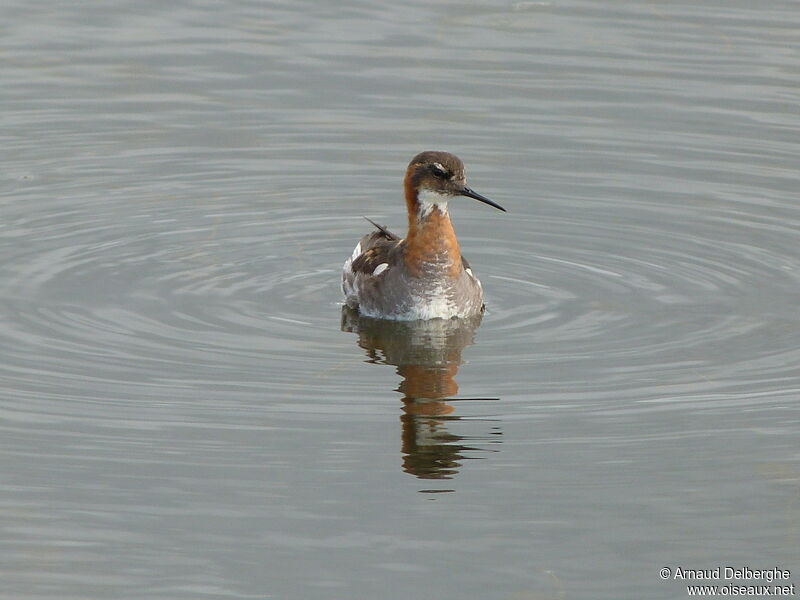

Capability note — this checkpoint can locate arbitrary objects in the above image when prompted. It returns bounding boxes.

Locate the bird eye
[431,165,448,179]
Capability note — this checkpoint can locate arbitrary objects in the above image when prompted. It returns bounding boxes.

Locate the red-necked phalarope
[342,151,505,320]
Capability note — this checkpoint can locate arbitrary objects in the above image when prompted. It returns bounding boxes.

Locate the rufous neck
[403,177,462,277]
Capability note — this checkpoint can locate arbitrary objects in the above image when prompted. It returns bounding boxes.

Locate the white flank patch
[417,189,450,218]
[465,266,482,289]
[342,241,362,301]
[372,262,388,276]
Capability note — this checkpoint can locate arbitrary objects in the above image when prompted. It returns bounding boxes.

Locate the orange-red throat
[400,151,506,278]
[403,184,462,278]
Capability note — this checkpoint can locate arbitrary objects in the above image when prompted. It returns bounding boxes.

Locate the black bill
[459,186,506,212]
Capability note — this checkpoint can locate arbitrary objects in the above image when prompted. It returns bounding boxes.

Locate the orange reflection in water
[342,308,500,482]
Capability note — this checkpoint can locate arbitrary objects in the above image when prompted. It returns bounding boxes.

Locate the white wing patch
[372,263,389,276]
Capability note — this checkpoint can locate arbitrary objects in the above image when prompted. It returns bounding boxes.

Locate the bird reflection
[341,307,500,481]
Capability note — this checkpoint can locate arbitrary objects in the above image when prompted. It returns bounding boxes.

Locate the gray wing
[342,220,403,307]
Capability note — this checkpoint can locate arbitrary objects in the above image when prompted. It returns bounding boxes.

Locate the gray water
[2,1,799,599]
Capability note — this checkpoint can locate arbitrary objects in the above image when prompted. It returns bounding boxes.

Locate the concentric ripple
[4,174,799,423]
[1,188,364,422]
[0,0,797,431]
[459,195,800,409]
[2,1,800,597]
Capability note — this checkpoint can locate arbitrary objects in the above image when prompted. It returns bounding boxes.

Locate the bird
[342,151,505,320]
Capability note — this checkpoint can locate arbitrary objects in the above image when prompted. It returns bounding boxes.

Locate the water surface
[2,1,799,598]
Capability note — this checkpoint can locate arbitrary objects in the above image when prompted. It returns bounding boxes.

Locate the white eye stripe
[432,162,452,179]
